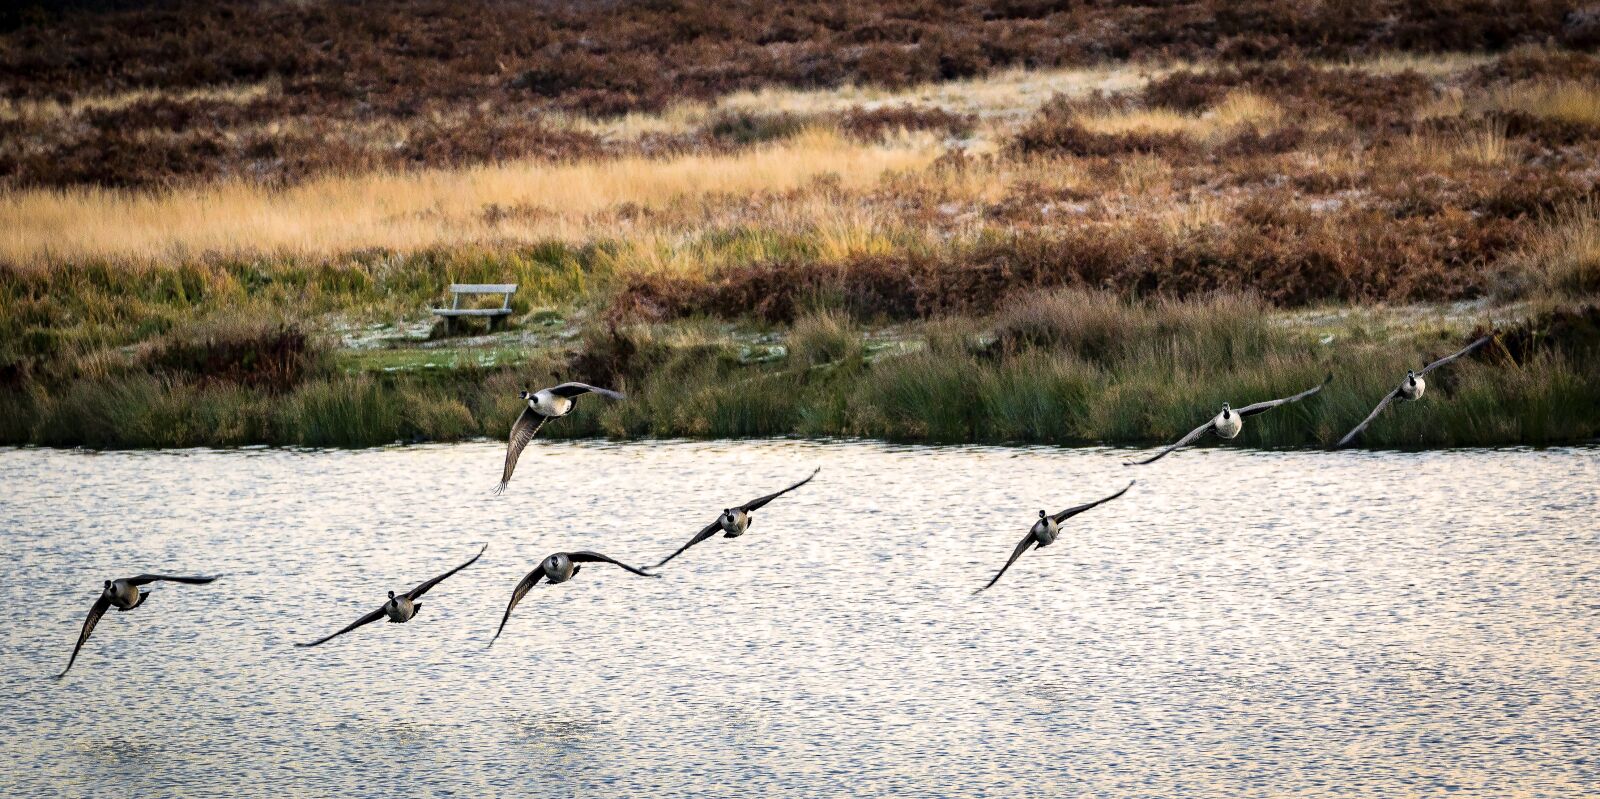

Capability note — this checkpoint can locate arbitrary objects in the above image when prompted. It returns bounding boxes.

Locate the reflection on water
[0,440,1595,797]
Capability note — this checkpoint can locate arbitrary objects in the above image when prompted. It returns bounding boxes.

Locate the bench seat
[430,307,514,317]
[431,283,518,333]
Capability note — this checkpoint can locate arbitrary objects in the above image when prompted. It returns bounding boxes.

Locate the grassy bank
[3,39,1598,450]
[4,293,1596,450]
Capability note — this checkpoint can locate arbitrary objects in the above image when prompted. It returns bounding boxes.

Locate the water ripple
[0,441,1595,797]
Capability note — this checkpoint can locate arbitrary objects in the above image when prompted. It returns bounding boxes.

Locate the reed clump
[7,293,1597,450]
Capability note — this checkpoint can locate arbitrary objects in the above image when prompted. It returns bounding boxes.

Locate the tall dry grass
[1420,80,1600,125]
[0,128,939,271]
[1509,201,1600,297]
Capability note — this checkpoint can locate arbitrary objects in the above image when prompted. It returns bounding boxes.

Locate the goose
[296,545,486,648]
[653,467,820,568]
[1125,374,1332,466]
[489,551,658,645]
[976,482,1133,592]
[56,573,222,679]
[1336,335,1491,448]
[495,382,626,494]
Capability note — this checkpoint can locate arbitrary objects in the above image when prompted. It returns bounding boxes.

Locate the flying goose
[1125,374,1332,466]
[977,482,1133,592]
[489,551,658,645]
[297,545,486,648]
[495,382,626,494]
[1336,335,1491,448]
[56,573,222,678]
[653,467,821,568]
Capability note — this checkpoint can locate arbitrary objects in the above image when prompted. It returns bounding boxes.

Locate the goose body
[540,552,579,583]
[977,482,1133,592]
[385,593,417,623]
[526,389,576,418]
[56,573,222,678]
[654,468,820,568]
[1213,404,1243,439]
[1029,513,1061,547]
[495,382,626,493]
[490,550,658,645]
[1399,371,1425,401]
[719,508,752,538]
[105,578,145,610]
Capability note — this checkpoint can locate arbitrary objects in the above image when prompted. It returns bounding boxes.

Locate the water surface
[1,440,1595,796]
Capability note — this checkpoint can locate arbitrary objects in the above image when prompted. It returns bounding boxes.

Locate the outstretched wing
[1419,335,1491,376]
[569,551,657,577]
[1335,387,1401,448]
[1051,481,1135,523]
[126,574,221,586]
[548,382,625,400]
[654,521,722,568]
[494,408,546,494]
[976,535,1036,593]
[1236,373,1333,418]
[56,595,112,678]
[407,544,488,600]
[295,606,387,648]
[1124,420,1215,466]
[739,467,821,512]
[489,569,544,646]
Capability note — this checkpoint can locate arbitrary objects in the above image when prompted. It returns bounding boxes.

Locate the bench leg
[442,316,451,337]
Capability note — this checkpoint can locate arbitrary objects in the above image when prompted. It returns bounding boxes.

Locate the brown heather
[0,0,1584,189]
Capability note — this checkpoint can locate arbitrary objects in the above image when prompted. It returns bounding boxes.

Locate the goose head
[1405,370,1416,385]
[1038,510,1047,519]
[518,390,534,400]
[1220,402,1232,419]
[386,590,396,604]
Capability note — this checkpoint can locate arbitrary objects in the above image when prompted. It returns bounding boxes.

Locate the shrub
[141,316,328,391]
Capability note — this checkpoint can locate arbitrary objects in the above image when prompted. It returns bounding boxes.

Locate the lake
[0,440,1595,797]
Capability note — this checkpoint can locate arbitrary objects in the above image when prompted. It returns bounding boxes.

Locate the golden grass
[554,63,1171,154]
[559,52,1487,144]
[1492,80,1600,125]
[719,64,1160,120]
[1420,79,1600,125]
[1320,51,1495,77]
[1512,200,1600,296]
[557,62,1167,143]
[0,128,940,271]
[1393,121,1513,169]
[0,81,277,123]
[0,52,1564,281]
[1075,90,1284,139]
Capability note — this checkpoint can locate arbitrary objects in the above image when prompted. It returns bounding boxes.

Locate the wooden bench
[431,283,517,334]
